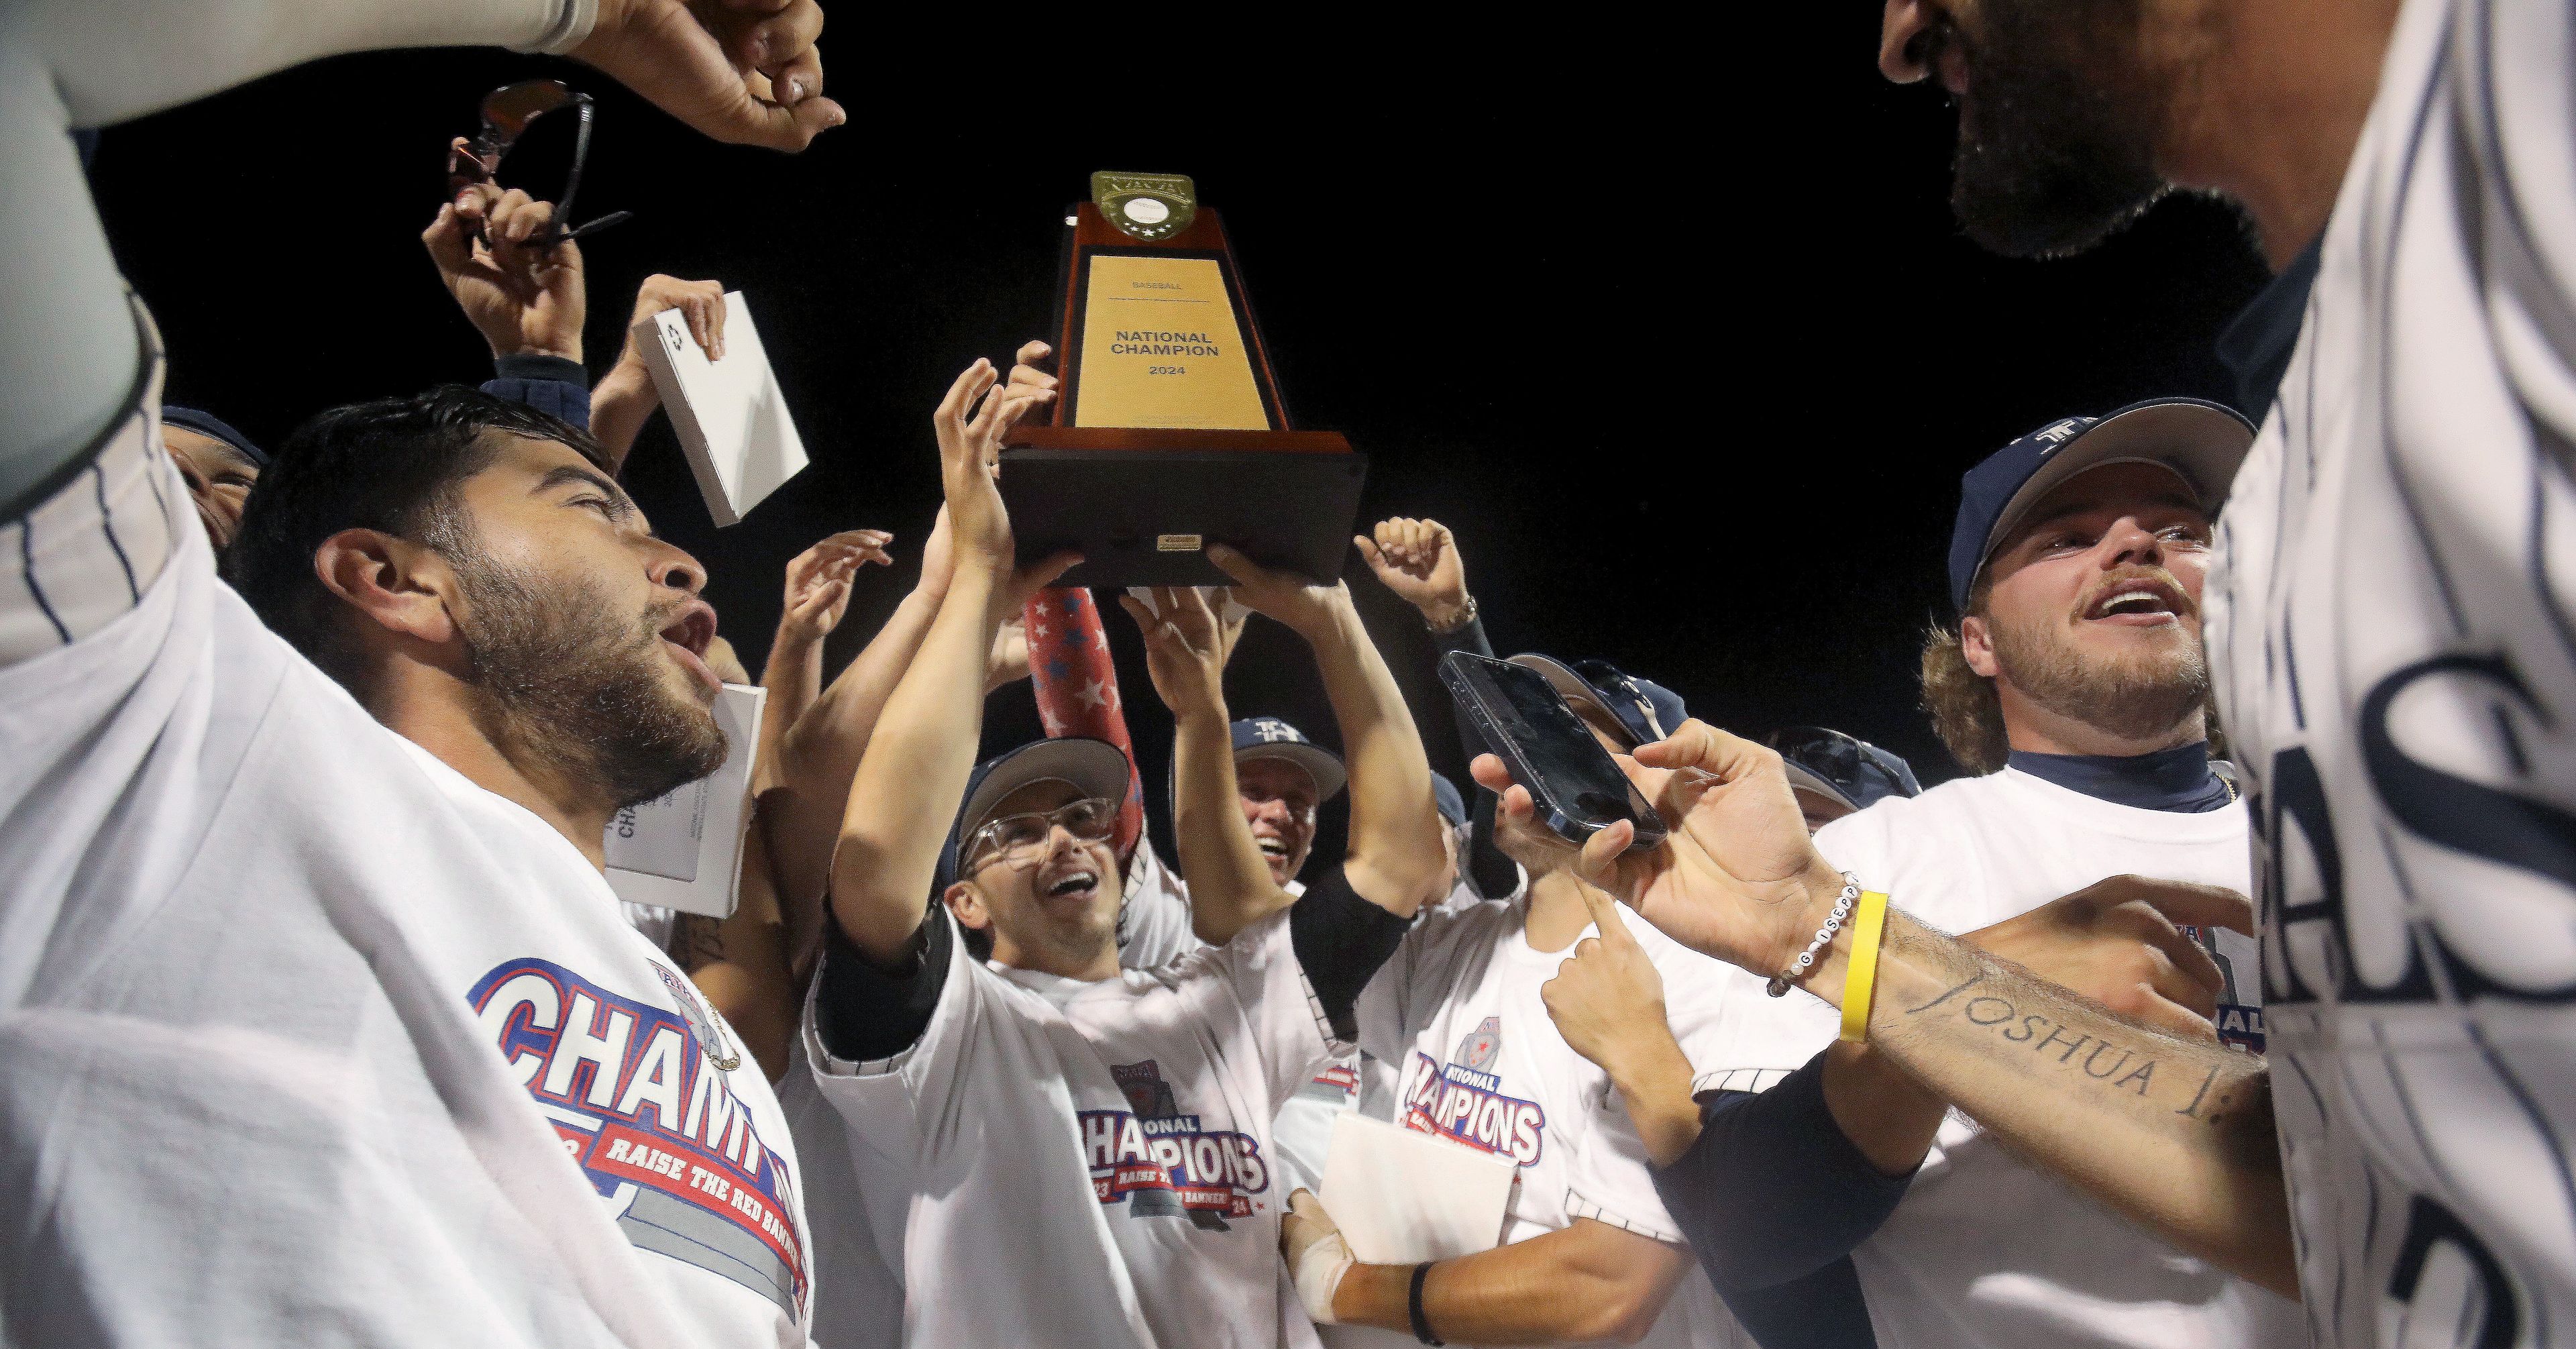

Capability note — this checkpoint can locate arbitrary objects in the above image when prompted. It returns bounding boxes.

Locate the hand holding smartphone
[1438,652,1668,853]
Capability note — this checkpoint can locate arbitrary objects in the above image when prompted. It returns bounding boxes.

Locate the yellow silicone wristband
[1839,891,1891,1043]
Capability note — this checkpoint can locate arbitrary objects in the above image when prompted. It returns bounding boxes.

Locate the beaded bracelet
[1766,871,1862,997]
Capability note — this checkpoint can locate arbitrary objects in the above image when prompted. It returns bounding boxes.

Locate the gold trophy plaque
[1000,173,1365,588]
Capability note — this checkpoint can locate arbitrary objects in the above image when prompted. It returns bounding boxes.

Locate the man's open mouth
[1255,838,1288,861]
[2084,576,2187,625]
[1043,870,1101,900]
[657,599,721,690]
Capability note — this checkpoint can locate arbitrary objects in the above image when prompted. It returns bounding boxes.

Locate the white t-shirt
[0,396,807,1346]
[1352,894,1744,1349]
[1697,768,2296,1349]
[806,908,1338,1349]
[2204,0,2576,1340]
[1119,838,1204,970]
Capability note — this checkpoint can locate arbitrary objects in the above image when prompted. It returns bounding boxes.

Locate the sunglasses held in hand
[445,79,633,248]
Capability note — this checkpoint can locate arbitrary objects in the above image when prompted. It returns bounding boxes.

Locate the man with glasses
[798,363,1450,1348]
[1534,405,2295,1349]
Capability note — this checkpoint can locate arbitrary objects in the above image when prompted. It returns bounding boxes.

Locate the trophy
[1000,172,1368,587]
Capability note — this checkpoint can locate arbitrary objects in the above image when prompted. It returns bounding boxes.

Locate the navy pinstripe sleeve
[1652,1049,1915,1293]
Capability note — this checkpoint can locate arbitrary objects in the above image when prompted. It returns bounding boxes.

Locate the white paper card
[633,291,808,525]
[606,682,765,918]
[1318,1112,1517,1264]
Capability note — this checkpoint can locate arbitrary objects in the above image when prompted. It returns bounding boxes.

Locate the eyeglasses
[445,79,633,248]
[961,798,1120,871]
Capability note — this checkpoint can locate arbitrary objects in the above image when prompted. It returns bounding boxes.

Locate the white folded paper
[633,290,808,525]
[606,682,765,918]
[1313,1114,1518,1348]
[1318,1112,1517,1263]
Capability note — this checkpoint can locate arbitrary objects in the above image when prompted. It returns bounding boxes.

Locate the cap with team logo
[936,737,1133,894]
[1506,654,1688,751]
[1770,726,1921,816]
[1232,716,1347,803]
[1947,397,2256,612]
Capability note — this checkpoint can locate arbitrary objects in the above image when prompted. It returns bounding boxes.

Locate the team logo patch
[1079,1059,1271,1230]
[1403,1041,1546,1167]
[655,963,744,1071]
[1456,1016,1503,1072]
[472,958,805,1317]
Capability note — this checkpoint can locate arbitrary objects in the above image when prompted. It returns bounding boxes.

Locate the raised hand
[985,614,1031,691]
[572,0,846,153]
[1004,339,1060,413]
[1354,516,1471,629]
[1119,586,1230,721]
[1964,877,2250,1040]
[777,529,892,648]
[1472,718,1847,979]
[423,183,586,361]
[620,274,729,365]
[1207,543,1349,642]
[932,357,1071,596]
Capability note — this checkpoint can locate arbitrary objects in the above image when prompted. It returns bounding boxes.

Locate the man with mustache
[1533,400,2296,1349]
[0,1,844,1340]
[1490,7,2575,1347]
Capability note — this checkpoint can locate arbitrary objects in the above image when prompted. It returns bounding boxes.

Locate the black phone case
[1436,653,1668,852]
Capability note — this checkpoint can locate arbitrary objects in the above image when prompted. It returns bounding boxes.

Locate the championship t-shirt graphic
[1077,1059,1272,1230]
[472,957,808,1317]
[1399,1016,1548,1167]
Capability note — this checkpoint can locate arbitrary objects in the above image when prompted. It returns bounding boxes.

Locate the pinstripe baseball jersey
[2205,0,2576,1342]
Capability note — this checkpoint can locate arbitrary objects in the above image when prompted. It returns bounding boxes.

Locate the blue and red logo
[1079,1060,1271,1226]
[1401,1038,1547,1167]
[471,958,806,1316]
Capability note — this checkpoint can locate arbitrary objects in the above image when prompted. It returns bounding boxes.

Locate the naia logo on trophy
[1401,1017,1548,1167]
[1077,1059,1272,1225]
[470,957,807,1317]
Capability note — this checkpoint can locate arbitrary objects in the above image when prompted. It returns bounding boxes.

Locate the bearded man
[1539,400,2296,1349]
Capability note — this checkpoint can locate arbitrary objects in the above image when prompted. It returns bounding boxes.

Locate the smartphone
[1438,652,1668,852]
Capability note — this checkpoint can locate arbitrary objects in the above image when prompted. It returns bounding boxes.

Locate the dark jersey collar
[2006,742,2234,813]
[2215,233,2323,419]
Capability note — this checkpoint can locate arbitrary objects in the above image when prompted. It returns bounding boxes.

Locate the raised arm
[0,0,840,524]
[825,360,1070,963]
[1120,586,1293,942]
[1482,721,2298,1296]
[1212,545,1448,916]
[1356,515,1515,898]
[588,274,728,468]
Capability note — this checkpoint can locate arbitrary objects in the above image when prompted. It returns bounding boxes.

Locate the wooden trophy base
[999,431,1366,588]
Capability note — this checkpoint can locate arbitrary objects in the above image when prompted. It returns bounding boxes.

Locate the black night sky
[88,25,2275,859]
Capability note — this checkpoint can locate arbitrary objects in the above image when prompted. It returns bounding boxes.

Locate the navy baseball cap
[161,405,268,468]
[1233,717,1346,802]
[1947,398,2254,612]
[1430,771,1468,827]
[934,737,1132,895]
[1508,654,1688,750]
[1771,726,1921,816]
